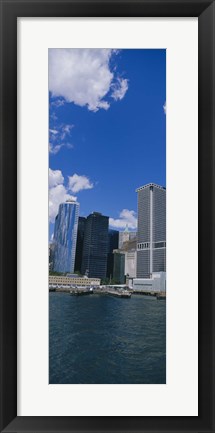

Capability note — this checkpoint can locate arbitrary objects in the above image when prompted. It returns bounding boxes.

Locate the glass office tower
[74,216,86,274]
[136,183,166,278]
[113,251,125,284]
[53,200,79,273]
[106,229,119,279]
[81,212,109,279]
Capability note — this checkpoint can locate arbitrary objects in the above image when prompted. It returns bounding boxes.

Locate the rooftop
[135,183,166,192]
[65,199,79,204]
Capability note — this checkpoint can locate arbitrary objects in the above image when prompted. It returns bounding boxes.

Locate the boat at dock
[70,288,93,296]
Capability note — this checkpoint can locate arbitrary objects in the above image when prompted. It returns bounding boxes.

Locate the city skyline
[50,181,166,282]
[49,49,166,241]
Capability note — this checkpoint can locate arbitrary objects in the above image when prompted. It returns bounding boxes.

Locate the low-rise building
[132,272,166,292]
[49,274,100,288]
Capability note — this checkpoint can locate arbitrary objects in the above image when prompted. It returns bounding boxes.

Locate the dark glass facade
[113,252,125,284]
[74,216,86,274]
[81,212,109,279]
[106,229,119,279]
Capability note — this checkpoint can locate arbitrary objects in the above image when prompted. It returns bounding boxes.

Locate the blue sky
[49,49,166,239]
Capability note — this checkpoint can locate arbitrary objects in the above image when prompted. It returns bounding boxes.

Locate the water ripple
[49,293,166,384]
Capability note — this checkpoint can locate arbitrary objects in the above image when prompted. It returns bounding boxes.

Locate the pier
[49,286,131,298]
[49,286,165,299]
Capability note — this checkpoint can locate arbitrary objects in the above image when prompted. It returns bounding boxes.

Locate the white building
[132,272,166,292]
[124,250,137,278]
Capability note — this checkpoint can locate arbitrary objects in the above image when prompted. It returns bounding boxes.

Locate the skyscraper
[136,183,166,278]
[74,216,86,274]
[81,212,109,279]
[118,226,130,249]
[53,200,79,273]
[118,226,137,248]
[113,251,125,284]
[106,229,119,280]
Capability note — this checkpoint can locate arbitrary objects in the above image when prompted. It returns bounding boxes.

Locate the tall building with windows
[106,229,119,280]
[74,216,86,274]
[53,200,79,273]
[136,183,166,278]
[81,212,109,279]
[113,250,125,284]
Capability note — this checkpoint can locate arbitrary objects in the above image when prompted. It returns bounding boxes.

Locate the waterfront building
[74,216,86,274]
[53,200,79,273]
[49,274,100,288]
[132,272,166,292]
[106,229,119,280]
[113,250,125,284]
[81,212,109,279]
[136,183,166,278]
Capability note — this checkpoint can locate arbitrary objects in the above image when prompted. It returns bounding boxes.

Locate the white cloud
[49,143,62,155]
[51,99,65,108]
[49,49,128,112]
[49,123,74,154]
[49,168,77,222]
[109,209,137,229]
[163,101,166,114]
[63,124,73,133]
[49,142,74,155]
[60,124,74,140]
[68,174,94,193]
[49,184,77,223]
[49,168,64,187]
[111,78,129,101]
[49,169,94,222]
[49,129,58,135]
[50,112,58,121]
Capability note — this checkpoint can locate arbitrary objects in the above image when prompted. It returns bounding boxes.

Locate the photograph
[49,48,166,384]
[1,0,214,428]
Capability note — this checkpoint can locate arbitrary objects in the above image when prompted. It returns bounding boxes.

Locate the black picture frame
[0,0,214,432]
